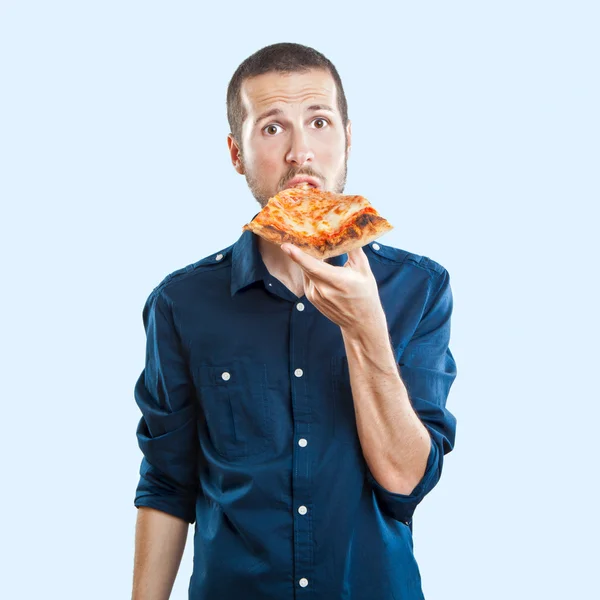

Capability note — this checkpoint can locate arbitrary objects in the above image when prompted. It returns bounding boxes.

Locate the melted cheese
[265,184,371,238]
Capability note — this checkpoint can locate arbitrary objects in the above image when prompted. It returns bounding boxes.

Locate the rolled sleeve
[368,267,458,525]
[133,286,200,524]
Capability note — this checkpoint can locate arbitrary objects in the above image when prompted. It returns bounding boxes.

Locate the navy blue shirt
[133,226,457,600]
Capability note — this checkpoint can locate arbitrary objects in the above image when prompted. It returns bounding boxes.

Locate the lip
[284,176,321,190]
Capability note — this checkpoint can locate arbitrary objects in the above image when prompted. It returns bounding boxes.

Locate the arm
[132,287,200,595]
[279,244,457,525]
[341,312,432,496]
[132,507,189,600]
[341,267,458,524]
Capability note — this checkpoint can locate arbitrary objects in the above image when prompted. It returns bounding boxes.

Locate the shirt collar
[231,213,348,297]
[230,216,269,296]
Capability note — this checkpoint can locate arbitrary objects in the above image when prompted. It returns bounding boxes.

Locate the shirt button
[221,372,231,381]
[296,302,305,311]
[298,505,308,515]
[294,368,303,377]
[298,438,308,447]
[372,243,380,251]
[215,253,224,261]
[268,282,273,287]
[299,578,309,588]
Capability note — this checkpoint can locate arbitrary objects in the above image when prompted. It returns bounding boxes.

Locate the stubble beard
[241,146,349,209]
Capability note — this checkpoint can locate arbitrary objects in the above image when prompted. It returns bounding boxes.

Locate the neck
[257,236,305,296]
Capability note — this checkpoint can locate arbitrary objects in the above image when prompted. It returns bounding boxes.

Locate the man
[132,42,457,600]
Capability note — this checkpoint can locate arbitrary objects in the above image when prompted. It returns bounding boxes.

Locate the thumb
[346,245,368,268]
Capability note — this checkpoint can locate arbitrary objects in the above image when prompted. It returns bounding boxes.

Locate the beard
[241,148,349,209]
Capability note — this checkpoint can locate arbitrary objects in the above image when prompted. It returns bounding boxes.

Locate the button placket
[290,293,313,591]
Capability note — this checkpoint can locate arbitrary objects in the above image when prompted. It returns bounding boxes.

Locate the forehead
[240,69,338,116]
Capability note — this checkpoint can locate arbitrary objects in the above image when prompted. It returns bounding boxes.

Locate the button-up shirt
[133,225,457,600]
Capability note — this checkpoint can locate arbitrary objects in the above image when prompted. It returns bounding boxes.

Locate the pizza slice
[242,182,394,260]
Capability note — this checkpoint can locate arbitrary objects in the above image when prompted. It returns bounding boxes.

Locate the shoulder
[147,243,235,301]
[365,240,453,317]
[364,240,448,279]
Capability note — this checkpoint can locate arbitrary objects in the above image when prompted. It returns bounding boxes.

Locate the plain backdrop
[1,1,598,598]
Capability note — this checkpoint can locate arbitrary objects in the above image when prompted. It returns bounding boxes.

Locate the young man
[132,42,458,600]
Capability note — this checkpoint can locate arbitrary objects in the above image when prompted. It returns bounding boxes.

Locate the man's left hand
[281,243,387,334]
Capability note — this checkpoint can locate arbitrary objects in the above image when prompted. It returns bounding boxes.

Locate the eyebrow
[254,104,335,125]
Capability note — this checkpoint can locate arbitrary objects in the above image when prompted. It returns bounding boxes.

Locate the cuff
[365,436,439,524]
[134,494,196,525]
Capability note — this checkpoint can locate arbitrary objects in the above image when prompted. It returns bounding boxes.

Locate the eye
[312,117,329,129]
[264,124,282,136]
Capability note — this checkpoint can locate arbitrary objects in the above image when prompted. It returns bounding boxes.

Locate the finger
[281,243,332,279]
[346,245,369,270]
[302,269,311,292]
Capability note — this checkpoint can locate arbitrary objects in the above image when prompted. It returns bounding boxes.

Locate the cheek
[246,147,281,186]
[318,141,345,170]
[249,135,279,163]
[315,130,346,158]
[246,143,274,170]
[253,154,280,179]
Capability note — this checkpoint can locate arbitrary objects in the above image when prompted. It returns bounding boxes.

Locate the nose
[285,129,314,167]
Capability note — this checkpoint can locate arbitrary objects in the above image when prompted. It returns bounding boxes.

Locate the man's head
[226,43,352,208]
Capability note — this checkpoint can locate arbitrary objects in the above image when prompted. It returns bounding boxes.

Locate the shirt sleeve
[133,286,200,524]
[366,266,458,525]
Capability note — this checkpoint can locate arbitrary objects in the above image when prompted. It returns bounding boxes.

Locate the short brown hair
[226,42,348,151]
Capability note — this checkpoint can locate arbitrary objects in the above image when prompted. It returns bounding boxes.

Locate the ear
[227,134,245,174]
[346,119,352,157]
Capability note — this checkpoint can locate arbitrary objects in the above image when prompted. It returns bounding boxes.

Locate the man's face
[228,68,352,208]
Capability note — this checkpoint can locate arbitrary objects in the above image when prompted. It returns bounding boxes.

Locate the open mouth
[286,180,319,190]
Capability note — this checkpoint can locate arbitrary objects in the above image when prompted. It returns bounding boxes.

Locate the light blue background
[1,1,598,598]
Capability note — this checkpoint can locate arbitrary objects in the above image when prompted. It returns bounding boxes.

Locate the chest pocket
[196,362,271,461]
[331,355,359,445]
